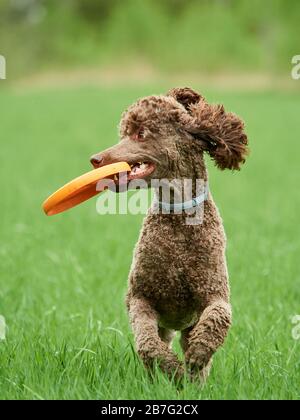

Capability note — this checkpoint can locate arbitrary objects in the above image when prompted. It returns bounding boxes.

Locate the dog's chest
[128,206,227,330]
[131,220,201,304]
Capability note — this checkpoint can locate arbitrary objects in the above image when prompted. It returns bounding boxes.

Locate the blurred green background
[0,0,300,401]
[0,0,300,80]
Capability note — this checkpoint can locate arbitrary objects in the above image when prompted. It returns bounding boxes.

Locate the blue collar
[157,183,209,212]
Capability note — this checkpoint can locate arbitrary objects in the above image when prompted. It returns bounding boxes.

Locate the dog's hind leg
[127,296,184,380]
[180,328,192,353]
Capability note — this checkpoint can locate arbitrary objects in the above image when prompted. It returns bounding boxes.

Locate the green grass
[0,85,299,400]
[1,0,300,78]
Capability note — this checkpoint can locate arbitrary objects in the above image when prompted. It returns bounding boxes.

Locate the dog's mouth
[109,161,156,185]
[127,161,156,180]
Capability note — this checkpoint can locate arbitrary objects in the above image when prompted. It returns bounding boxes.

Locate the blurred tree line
[0,0,299,77]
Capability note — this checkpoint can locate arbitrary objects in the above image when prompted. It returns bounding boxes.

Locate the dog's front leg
[127,296,183,380]
[185,299,232,382]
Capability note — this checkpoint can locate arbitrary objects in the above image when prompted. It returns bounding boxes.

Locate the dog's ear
[167,87,203,112]
[171,92,249,171]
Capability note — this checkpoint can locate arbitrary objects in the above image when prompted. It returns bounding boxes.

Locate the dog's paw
[189,362,212,385]
[185,343,213,371]
[185,344,213,385]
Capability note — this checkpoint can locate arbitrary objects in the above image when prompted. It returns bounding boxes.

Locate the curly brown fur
[167,88,249,170]
[90,87,248,384]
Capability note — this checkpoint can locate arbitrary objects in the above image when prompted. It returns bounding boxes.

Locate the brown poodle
[90,87,248,383]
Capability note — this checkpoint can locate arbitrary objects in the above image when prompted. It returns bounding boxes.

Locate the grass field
[0,85,299,400]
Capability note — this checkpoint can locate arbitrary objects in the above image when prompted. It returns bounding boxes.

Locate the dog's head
[90,87,248,184]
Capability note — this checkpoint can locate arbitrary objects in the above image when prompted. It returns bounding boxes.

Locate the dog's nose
[90,154,104,168]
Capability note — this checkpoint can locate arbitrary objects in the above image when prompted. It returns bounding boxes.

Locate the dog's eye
[133,127,145,141]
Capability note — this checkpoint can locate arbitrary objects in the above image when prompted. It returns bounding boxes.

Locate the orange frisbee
[43,162,131,216]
